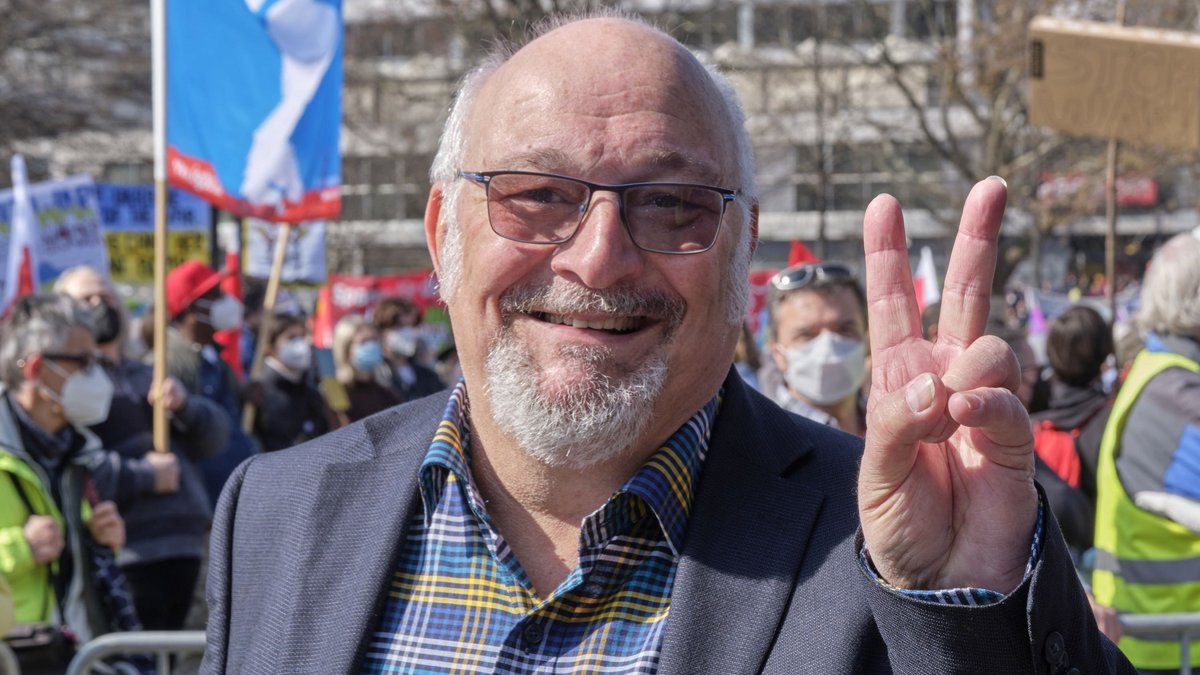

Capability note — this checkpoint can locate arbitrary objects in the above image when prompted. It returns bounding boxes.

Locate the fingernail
[987,175,1008,188]
[959,393,982,411]
[906,373,935,414]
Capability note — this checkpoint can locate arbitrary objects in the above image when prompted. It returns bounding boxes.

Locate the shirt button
[522,622,544,648]
[582,582,605,597]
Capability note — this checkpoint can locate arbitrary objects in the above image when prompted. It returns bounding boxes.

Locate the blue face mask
[352,341,384,371]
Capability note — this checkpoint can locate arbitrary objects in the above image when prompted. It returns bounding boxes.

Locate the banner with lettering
[0,176,108,297]
[97,183,212,283]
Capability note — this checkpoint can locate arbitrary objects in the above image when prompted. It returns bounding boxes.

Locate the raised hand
[858,177,1038,595]
[87,500,126,550]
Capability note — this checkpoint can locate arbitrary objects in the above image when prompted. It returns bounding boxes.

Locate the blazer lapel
[270,402,441,674]
[658,372,827,675]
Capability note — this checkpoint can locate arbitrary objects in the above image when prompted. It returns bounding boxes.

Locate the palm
[859,179,1037,594]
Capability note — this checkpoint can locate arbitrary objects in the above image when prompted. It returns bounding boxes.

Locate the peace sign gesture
[858,177,1038,595]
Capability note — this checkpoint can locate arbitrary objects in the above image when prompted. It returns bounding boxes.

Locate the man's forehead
[778,287,865,322]
[62,270,111,298]
[466,20,732,173]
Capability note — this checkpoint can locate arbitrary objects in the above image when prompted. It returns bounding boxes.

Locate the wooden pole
[1105,1,1128,327]
[150,0,169,453]
[241,221,293,433]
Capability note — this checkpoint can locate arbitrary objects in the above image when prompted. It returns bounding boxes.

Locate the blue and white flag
[167,0,342,223]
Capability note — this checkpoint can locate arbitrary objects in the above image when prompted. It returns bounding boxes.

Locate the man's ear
[21,353,43,382]
[424,185,446,278]
[770,341,787,374]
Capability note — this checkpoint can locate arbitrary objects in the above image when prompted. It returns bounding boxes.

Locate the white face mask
[278,336,311,371]
[197,295,244,332]
[42,359,114,427]
[782,331,867,406]
[385,327,419,359]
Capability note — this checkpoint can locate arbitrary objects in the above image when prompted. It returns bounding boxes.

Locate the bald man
[202,15,1130,674]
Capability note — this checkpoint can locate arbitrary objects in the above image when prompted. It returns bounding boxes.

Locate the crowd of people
[0,263,451,673]
[748,237,1199,672]
[2,10,1198,675]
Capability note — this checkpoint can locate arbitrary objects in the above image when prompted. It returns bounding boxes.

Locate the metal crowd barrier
[64,630,206,675]
[1119,612,1200,675]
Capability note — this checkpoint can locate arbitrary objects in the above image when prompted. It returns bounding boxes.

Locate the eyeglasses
[770,262,854,292]
[459,170,739,255]
[42,352,97,374]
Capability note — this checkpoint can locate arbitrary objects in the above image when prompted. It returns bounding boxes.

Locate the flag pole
[151,0,170,454]
[241,221,293,433]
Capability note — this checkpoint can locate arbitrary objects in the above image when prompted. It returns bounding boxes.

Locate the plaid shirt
[360,381,1044,673]
[360,383,718,674]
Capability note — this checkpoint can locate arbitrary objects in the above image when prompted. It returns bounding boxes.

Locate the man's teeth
[541,313,640,331]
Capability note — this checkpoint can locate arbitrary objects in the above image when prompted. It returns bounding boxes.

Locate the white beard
[482,281,681,469]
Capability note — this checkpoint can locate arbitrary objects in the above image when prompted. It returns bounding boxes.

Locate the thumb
[862,372,948,488]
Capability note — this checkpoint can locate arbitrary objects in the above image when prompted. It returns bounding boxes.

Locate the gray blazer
[201,370,1133,674]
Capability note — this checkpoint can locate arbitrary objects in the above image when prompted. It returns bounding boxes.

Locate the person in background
[0,295,128,665]
[239,282,267,379]
[0,574,12,637]
[766,262,868,436]
[55,266,229,632]
[254,313,334,452]
[1032,306,1113,538]
[1094,233,1200,672]
[986,300,1046,413]
[733,322,761,390]
[372,297,445,403]
[921,301,941,342]
[332,314,401,422]
[161,261,260,508]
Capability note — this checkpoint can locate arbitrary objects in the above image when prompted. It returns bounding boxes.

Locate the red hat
[166,260,230,318]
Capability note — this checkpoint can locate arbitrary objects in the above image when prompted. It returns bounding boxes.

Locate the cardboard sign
[1029,17,1200,149]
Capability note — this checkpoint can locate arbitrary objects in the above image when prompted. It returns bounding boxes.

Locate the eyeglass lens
[483,173,726,253]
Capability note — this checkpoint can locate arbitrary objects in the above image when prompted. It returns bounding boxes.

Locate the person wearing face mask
[766,262,869,436]
[54,265,230,632]
[333,314,401,423]
[253,312,335,452]
[159,261,261,509]
[0,294,131,669]
[372,297,445,404]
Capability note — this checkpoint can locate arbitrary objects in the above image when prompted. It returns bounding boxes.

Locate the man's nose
[550,192,644,289]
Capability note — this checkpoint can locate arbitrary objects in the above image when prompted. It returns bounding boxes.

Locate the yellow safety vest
[1093,349,1200,670]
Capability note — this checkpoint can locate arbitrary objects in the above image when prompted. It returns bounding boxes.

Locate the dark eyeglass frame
[770,262,855,292]
[42,352,98,373]
[459,170,740,255]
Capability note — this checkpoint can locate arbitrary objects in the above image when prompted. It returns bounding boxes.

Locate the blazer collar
[659,368,830,675]
[287,394,448,674]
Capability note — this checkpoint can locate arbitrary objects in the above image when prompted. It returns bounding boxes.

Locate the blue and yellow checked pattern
[361,383,718,674]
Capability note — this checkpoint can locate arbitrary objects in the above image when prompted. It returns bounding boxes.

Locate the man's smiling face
[430,18,752,466]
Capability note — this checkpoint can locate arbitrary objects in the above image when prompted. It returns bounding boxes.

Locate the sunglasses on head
[770,262,854,292]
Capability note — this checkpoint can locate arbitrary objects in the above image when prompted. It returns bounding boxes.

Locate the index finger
[937,177,1008,350]
[863,194,921,356]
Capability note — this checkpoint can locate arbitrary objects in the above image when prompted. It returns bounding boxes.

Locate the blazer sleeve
[200,455,254,675]
[861,493,1135,674]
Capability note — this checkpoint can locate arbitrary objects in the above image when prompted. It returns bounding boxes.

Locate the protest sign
[0,176,108,298]
[244,218,327,283]
[97,183,212,283]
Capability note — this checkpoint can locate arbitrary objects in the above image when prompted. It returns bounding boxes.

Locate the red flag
[787,240,821,267]
[3,155,39,315]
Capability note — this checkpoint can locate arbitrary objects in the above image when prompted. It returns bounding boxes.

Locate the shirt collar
[417,380,719,556]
